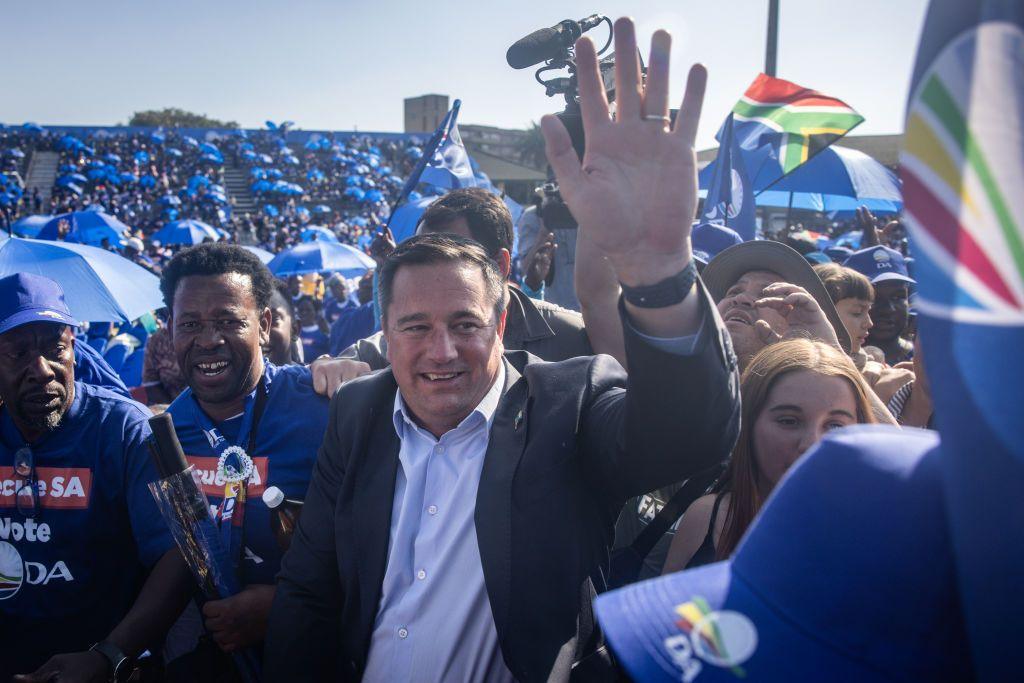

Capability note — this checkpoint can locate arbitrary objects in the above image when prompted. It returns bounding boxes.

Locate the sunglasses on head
[13,446,39,518]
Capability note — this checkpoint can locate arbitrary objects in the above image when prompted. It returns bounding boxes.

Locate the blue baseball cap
[595,426,971,682]
[0,273,79,336]
[692,222,744,263]
[824,245,853,263]
[842,245,915,285]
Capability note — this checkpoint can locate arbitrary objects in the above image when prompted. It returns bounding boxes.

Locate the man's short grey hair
[378,233,508,323]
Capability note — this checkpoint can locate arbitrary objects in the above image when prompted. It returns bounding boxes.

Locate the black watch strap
[90,640,132,683]
[619,259,698,308]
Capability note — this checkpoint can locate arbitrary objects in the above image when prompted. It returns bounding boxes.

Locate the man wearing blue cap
[0,273,192,682]
[843,245,916,364]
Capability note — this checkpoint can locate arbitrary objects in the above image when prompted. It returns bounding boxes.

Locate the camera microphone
[506,14,603,69]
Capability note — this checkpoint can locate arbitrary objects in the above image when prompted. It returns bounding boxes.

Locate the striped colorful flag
[901,1,1024,678]
[729,73,864,176]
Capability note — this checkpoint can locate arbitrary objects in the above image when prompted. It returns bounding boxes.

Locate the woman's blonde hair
[715,338,876,559]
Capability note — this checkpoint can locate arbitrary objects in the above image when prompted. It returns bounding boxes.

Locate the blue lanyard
[188,373,270,577]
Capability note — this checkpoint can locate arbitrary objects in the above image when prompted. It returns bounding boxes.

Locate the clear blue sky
[1,0,928,150]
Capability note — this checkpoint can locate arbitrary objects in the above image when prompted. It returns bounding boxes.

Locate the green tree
[128,108,239,128]
[517,121,548,170]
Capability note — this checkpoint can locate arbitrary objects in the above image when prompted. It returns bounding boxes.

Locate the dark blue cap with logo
[594,426,971,682]
[0,273,79,335]
[692,222,744,263]
[842,245,915,285]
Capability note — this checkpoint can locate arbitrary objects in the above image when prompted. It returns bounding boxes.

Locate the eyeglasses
[13,446,39,518]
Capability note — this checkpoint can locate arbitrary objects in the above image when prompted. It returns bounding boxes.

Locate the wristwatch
[90,640,133,683]
[619,259,698,308]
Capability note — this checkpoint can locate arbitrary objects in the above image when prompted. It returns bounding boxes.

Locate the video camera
[506,14,642,230]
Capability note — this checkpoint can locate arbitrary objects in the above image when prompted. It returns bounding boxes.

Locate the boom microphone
[506,14,603,69]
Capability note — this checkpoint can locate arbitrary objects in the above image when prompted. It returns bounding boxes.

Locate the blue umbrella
[38,211,132,246]
[300,226,339,243]
[313,204,332,214]
[59,173,88,185]
[199,142,220,156]
[6,149,25,159]
[183,136,199,148]
[200,153,223,165]
[251,180,272,193]
[134,150,150,164]
[263,204,280,217]
[158,194,182,207]
[150,131,166,144]
[22,122,44,133]
[241,245,275,264]
[268,240,374,277]
[699,144,901,201]
[166,147,183,158]
[389,195,436,243]
[10,214,52,238]
[104,153,121,164]
[0,238,162,322]
[140,174,157,189]
[241,150,257,161]
[152,219,221,245]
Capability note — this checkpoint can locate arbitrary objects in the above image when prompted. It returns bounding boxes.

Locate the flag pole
[765,0,780,77]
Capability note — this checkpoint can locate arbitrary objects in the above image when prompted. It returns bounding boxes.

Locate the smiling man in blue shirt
[159,243,333,657]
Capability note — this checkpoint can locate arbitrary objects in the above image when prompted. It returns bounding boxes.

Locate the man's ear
[496,308,508,341]
[259,307,272,346]
[495,249,512,279]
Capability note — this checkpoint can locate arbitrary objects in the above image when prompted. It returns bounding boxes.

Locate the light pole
[765,0,780,76]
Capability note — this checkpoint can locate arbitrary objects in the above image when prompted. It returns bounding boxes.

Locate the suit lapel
[475,356,530,648]
[351,380,401,645]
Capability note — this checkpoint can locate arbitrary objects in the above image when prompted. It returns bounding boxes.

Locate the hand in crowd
[311,356,372,397]
[857,206,901,248]
[13,651,109,683]
[755,282,842,349]
[201,583,276,652]
[541,18,706,286]
[369,226,396,267]
[522,230,556,291]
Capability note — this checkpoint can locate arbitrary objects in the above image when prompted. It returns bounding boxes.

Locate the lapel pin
[514,409,524,431]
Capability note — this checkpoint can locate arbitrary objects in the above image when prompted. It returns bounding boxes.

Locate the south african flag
[727,73,864,177]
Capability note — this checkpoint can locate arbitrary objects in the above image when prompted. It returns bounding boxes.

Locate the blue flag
[419,103,477,190]
[901,0,1024,678]
[700,113,757,240]
[385,101,458,228]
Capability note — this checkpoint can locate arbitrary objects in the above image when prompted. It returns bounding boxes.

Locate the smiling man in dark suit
[265,18,740,682]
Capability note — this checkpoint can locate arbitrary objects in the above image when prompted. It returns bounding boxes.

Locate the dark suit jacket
[265,287,740,682]
[338,285,593,368]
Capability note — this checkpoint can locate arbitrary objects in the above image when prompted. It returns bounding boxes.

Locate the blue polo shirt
[0,382,174,677]
[165,361,329,586]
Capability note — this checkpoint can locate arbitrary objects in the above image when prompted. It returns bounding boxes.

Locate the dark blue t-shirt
[165,362,329,586]
[74,340,131,398]
[329,302,376,356]
[0,382,174,677]
[299,325,330,360]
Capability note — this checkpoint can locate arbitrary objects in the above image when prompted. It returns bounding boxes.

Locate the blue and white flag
[700,113,757,241]
[385,101,458,228]
[419,103,477,190]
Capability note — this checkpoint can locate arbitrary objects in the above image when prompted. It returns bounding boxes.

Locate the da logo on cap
[663,597,758,681]
[874,249,891,262]
[37,310,65,320]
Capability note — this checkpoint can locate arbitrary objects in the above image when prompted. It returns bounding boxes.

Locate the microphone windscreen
[506,27,559,69]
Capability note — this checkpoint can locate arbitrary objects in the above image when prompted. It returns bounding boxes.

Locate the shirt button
[436,445,445,454]
[417,569,426,580]
[427,505,438,515]
[398,627,408,639]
